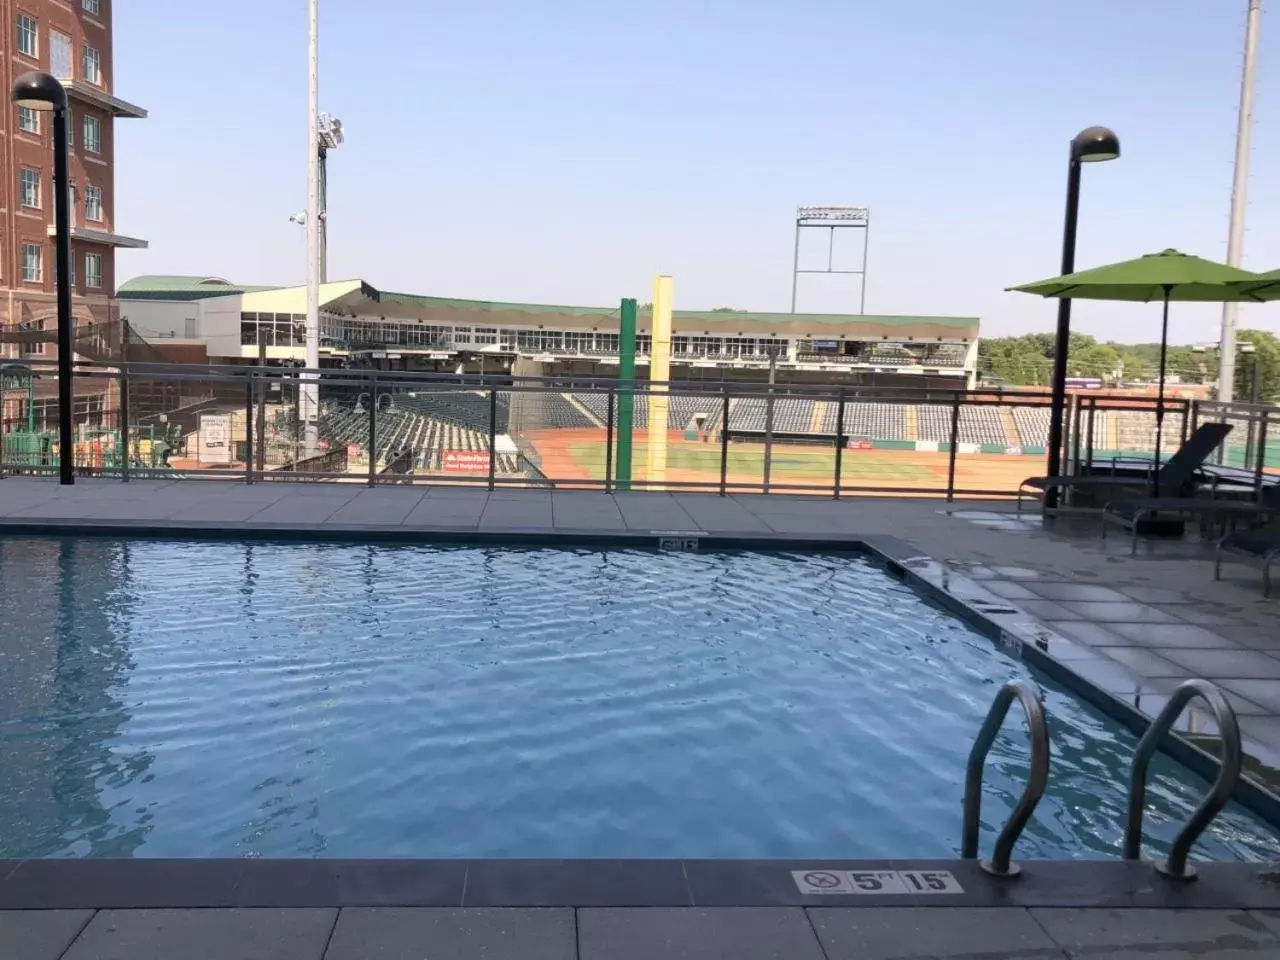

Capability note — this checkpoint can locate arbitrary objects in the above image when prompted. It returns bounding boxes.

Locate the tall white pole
[1218,0,1262,403]
[303,0,321,452]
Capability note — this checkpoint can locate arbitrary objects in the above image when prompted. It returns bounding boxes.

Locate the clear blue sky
[115,0,1280,343]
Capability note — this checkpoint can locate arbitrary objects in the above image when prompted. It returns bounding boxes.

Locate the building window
[50,30,73,78]
[83,115,101,153]
[84,185,103,221]
[17,14,37,58]
[82,45,101,84]
[20,168,40,208]
[21,244,42,283]
[20,319,46,355]
[17,106,40,134]
[83,0,101,14]
[85,252,102,288]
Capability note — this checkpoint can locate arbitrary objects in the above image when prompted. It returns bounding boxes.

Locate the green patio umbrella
[1233,266,1280,300]
[1007,249,1265,495]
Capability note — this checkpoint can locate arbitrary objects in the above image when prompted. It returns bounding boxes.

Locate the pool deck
[4,477,1280,958]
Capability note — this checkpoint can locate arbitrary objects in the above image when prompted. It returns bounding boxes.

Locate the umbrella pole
[1153,290,1170,498]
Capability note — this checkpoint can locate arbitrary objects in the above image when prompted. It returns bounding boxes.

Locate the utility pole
[302,0,321,454]
[1218,0,1262,403]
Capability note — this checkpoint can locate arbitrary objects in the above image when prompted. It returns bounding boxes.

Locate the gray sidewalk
[6,904,1280,959]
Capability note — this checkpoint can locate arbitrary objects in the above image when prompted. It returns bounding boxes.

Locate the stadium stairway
[564,393,604,428]
[809,403,827,433]
[1000,408,1020,447]
[905,404,919,442]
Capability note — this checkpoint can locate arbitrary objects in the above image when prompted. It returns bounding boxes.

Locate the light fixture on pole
[316,112,342,284]
[303,0,321,456]
[1043,126,1120,508]
[11,71,74,485]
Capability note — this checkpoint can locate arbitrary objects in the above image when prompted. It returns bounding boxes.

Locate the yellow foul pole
[646,275,674,489]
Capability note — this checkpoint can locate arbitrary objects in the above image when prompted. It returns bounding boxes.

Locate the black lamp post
[11,72,74,485]
[1044,126,1120,508]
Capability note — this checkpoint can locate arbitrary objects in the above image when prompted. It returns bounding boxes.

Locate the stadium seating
[1011,407,1050,447]
[843,402,908,441]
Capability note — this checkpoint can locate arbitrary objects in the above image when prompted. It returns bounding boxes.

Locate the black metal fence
[1,359,1276,501]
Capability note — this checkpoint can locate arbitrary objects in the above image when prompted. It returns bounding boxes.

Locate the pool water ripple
[1,538,1277,862]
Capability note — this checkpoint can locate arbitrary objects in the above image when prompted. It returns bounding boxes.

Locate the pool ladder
[962,678,1243,881]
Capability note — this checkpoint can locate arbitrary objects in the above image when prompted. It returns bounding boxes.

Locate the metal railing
[961,681,1050,878]
[1123,679,1243,881]
[2,358,1277,501]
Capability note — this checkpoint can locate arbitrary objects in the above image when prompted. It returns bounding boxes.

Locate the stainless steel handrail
[961,681,1051,878]
[1122,678,1242,881]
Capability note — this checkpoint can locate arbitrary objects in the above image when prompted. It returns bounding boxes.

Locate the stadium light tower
[790,206,870,314]
[1218,0,1263,404]
[317,113,343,283]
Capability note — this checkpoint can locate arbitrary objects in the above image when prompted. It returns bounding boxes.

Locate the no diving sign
[791,869,964,896]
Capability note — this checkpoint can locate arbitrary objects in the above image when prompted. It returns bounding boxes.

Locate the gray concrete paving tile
[61,908,337,960]
[578,907,824,960]
[247,499,353,524]
[1106,623,1242,649]
[1208,625,1280,652]
[1120,586,1197,604]
[1095,646,1192,679]
[0,909,94,960]
[1217,679,1280,714]
[167,499,290,523]
[613,495,698,532]
[978,580,1041,600]
[1029,907,1279,959]
[324,908,574,960]
[323,493,428,525]
[1014,599,1080,620]
[403,498,486,528]
[1057,601,1182,623]
[479,501,555,529]
[808,907,1065,960]
[1025,582,1132,602]
[1154,648,1280,680]
[671,495,771,532]
[1160,605,1251,626]
[1043,621,1130,647]
[552,499,626,530]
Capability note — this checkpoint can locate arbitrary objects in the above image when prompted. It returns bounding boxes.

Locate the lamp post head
[1071,126,1120,163]
[10,71,66,111]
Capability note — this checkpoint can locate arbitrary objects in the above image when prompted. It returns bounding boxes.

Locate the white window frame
[17,105,40,135]
[82,0,101,14]
[20,168,41,208]
[21,318,46,355]
[84,185,103,222]
[81,44,101,84]
[17,14,38,58]
[82,115,101,153]
[85,252,102,289]
[21,244,43,283]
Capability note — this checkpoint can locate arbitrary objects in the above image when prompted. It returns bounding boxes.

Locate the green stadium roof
[122,275,980,340]
[118,275,278,301]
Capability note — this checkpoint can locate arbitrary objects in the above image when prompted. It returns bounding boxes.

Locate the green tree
[711,306,737,313]
[1237,329,1280,402]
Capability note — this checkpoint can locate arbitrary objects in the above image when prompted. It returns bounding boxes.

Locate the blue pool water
[0,536,1277,862]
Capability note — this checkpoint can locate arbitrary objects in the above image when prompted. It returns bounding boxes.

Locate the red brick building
[0,0,144,369]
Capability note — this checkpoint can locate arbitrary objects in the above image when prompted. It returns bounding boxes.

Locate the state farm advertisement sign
[442,450,491,473]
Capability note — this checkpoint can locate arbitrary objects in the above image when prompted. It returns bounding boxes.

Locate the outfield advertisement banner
[442,450,492,473]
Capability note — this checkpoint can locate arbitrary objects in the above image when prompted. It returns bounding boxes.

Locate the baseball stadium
[2,275,1275,494]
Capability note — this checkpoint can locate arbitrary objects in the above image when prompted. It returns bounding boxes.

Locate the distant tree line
[977,329,1280,402]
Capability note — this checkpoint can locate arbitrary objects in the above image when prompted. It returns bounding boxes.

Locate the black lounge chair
[1016,421,1232,514]
[1103,492,1279,556]
[1215,528,1280,597]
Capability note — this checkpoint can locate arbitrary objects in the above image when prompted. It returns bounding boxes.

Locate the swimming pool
[0,536,1276,862]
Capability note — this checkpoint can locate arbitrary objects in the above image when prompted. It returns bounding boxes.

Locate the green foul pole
[615,297,637,488]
